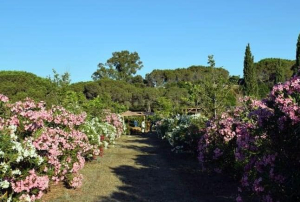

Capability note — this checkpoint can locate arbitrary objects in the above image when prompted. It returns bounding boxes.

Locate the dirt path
[43,132,237,202]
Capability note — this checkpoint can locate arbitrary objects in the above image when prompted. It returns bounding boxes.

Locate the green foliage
[50,69,71,88]
[48,69,72,105]
[61,91,86,113]
[229,75,240,84]
[243,43,258,97]
[82,94,128,118]
[81,81,130,115]
[91,63,116,80]
[92,50,143,82]
[275,59,285,84]
[129,75,145,86]
[143,87,159,112]
[293,33,300,75]
[207,55,215,68]
[183,55,235,119]
[255,58,294,98]
[145,65,229,87]
[155,97,173,117]
[156,115,208,154]
[164,86,189,112]
[81,79,161,112]
[69,81,93,94]
[0,71,53,103]
[257,81,270,99]
[255,58,293,82]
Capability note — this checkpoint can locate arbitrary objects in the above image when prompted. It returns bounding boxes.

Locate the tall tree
[183,55,234,119]
[92,50,143,81]
[143,87,159,112]
[207,55,215,68]
[91,63,116,80]
[48,69,71,105]
[275,59,285,84]
[243,44,258,96]
[294,33,300,75]
[50,69,71,88]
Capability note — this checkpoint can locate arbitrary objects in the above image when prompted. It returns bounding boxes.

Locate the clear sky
[1,0,299,83]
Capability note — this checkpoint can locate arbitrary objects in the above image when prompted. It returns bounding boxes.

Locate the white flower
[29,149,37,157]
[16,155,24,163]
[10,133,18,141]
[0,150,4,157]
[11,141,22,152]
[7,194,12,202]
[8,125,17,135]
[0,180,10,189]
[12,169,22,175]
[0,162,9,174]
[19,194,31,202]
[23,149,30,157]
[103,141,109,149]
[37,155,44,165]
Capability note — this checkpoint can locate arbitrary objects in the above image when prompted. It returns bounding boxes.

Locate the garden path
[43,132,237,202]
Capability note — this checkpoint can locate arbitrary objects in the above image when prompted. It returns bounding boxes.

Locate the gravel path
[43,132,237,202]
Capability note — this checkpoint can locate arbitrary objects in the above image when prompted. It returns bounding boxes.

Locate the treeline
[0,64,235,118]
[145,65,229,87]
[144,58,295,98]
[0,56,295,118]
[0,71,54,102]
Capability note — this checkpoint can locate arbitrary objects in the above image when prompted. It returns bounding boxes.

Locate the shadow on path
[97,132,237,202]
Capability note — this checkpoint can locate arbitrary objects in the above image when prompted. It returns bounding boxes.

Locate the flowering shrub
[198,76,300,201]
[0,95,95,201]
[104,113,126,138]
[0,128,48,201]
[156,114,207,154]
[82,116,125,150]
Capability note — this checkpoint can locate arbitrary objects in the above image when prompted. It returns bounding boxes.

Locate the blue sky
[0,0,299,83]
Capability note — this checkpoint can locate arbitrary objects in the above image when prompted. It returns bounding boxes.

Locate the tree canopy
[254,58,294,98]
[0,71,53,103]
[182,55,235,118]
[92,50,143,82]
[145,65,229,87]
[274,59,285,84]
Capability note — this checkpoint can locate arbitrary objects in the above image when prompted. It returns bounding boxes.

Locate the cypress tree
[243,43,258,96]
[295,33,300,75]
[275,59,285,84]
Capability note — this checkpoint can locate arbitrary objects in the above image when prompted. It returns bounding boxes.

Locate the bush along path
[0,95,125,201]
[43,132,237,202]
[157,75,300,202]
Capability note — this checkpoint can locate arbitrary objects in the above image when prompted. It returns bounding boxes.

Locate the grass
[42,132,237,202]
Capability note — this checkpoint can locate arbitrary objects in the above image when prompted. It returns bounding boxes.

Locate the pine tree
[243,43,258,96]
[295,33,300,75]
[275,59,285,84]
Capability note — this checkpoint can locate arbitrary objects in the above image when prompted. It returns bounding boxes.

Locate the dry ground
[42,132,237,202]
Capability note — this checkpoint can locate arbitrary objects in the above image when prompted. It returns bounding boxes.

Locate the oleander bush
[198,76,300,202]
[156,75,300,201]
[0,94,126,201]
[156,114,208,154]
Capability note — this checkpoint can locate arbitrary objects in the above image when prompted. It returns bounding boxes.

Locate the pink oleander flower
[11,169,49,193]
[236,195,243,202]
[0,94,9,102]
[69,174,83,188]
[241,175,249,187]
[253,177,264,193]
[213,148,223,160]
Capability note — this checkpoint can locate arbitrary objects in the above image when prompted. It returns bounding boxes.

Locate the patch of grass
[42,133,237,202]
